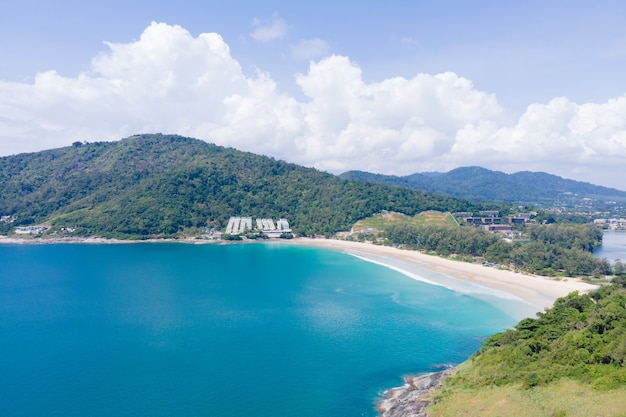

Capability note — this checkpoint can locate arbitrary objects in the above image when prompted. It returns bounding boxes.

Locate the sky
[1,1,625,190]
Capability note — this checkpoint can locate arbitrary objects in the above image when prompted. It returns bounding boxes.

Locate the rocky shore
[0,236,218,244]
[377,367,455,417]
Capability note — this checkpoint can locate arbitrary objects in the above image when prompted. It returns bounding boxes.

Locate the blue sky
[1,1,625,189]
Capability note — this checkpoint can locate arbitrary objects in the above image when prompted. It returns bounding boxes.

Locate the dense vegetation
[0,134,483,239]
[476,281,626,389]
[341,166,626,205]
[383,222,612,277]
[428,280,626,416]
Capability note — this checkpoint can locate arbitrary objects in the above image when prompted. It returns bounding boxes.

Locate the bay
[0,242,517,416]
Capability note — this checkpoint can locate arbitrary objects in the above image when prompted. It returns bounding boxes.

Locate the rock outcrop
[377,367,455,417]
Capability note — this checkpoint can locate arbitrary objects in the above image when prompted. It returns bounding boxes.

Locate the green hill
[0,134,482,239]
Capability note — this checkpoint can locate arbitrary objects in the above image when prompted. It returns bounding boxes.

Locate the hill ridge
[0,134,481,239]
[340,167,626,204]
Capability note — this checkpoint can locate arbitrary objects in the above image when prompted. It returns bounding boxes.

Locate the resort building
[225,216,291,237]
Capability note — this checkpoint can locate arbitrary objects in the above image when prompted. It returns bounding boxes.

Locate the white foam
[347,251,526,303]
[348,253,450,289]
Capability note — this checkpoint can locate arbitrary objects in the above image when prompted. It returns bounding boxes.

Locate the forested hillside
[428,280,626,417]
[0,134,482,238]
[340,166,626,204]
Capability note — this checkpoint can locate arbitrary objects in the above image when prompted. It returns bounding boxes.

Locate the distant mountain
[0,134,482,239]
[340,166,626,205]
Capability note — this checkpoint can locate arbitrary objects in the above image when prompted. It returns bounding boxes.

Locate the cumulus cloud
[249,15,288,43]
[445,96,626,184]
[291,38,330,60]
[0,22,625,189]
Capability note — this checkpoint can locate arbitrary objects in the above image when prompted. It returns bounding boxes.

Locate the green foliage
[457,284,626,390]
[510,242,611,277]
[384,223,499,256]
[0,134,480,239]
[382,222,610,277]
[523,372,539,389]
[527,223,603,252]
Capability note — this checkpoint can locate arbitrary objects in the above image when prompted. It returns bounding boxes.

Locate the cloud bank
[1,22,625,189]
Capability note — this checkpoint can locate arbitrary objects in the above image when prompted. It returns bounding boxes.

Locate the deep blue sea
[0,242,519,417]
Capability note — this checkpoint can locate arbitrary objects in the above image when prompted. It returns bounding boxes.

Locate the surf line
[346,251,527,303]
[346,252,450,289]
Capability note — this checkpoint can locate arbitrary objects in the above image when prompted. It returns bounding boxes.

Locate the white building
[225,216,291,237]
[15,226,48,235]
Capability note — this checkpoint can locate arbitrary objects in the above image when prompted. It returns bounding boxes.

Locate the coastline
[1,235,598,311]
[285,238,600,417]
[286,238,598,313]
[376,368,456,417]
[2,234,602,417]
[0,236,220,245]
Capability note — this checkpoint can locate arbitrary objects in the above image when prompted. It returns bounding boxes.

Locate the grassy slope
[351,210,458,232]
[428,377,626,417]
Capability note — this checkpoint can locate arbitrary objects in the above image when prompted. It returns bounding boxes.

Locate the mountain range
[340,167,626,205]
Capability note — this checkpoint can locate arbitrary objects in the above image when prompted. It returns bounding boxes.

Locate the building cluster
[226,217,253,235]
[452,211,535,238]
[1,215,17,223]
[225,217,291,238]
[593,218,626,231]
[453,211,534,226]
[15,225,48,235]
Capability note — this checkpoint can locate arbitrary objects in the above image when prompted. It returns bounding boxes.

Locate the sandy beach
[287,238,598,316]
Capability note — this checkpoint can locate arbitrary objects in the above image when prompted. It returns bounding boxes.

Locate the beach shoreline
[282,238,599,417]
[1,235,598,312]
[1,234,601,417]
[0,235,222,245]
[286,237,599,314]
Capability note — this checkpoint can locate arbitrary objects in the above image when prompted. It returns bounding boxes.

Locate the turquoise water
[0,243,517,416]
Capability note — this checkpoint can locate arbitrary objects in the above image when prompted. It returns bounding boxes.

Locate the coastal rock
[377,367,455,417]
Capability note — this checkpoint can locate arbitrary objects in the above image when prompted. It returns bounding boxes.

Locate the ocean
[0,242,521,417]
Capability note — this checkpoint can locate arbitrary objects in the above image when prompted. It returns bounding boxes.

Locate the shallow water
[0,243,518,416]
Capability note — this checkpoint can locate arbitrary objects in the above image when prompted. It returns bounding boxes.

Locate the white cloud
[249,15,288,43]
[292,56,506,172]
[290,38,329,60]
[0,22,625,189]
